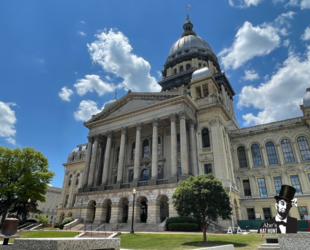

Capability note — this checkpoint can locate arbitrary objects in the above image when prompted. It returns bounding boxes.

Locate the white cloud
[301,27,310,40]
[74,100,103,121]
[74,71,78,75]
[283,39,290,47]
[48,184,53,186]
[228,0,264,7]
[74,74,115,96]
[79,31,86,36]
[87,29,160,92]
[219,22,280,69]
[237,45,310,126]
[243,69,259,81]
[58,87,74,102]
[0,101,17,143]
[219,12,295,70]
[301,0,310,8]
[80,21,85,24]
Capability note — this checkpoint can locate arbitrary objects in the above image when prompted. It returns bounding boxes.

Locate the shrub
[166,217,199,230]
[37,214,49,224]
[54,223,64,229]
[168,223,199,232]
[62,217,75,225]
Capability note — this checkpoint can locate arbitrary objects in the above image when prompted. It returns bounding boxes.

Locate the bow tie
[276,221,287,226]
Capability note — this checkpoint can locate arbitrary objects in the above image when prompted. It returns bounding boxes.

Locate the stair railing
[93,224,105,237]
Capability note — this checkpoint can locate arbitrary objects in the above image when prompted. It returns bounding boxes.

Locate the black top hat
[274,185,296,202]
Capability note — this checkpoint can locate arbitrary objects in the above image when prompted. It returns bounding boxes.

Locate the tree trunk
[0,199,10,228]
[202,222,207,242]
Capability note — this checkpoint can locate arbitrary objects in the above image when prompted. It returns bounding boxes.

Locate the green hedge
[166,217,198,225]
[168,223,199,232]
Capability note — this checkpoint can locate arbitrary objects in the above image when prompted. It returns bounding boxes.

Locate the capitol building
[56,16,310,229]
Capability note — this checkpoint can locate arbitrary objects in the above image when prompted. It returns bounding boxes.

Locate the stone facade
[56,16,310,228]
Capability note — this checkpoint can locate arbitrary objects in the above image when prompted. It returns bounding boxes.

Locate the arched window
[68,175,72,186]
[129,171,134,182]
[186,64,191,70]
[76,173,80,185]
[251,144,262,166]
[201,128,210,148]
[180,66,184,72]
[297,136,310,161]
[72,155,75,161]
[132,142,135,160]
[265,142,278,165]
[281,139,295,163]
[158,137,162,155]
[143,139,149,158]
[79,154,82,159]
[158,168,162,179]
[198,63,202,68]
[141,169,149,181]
[46,215,49,218]
[203,64,206,67]
[237,146,248,168]
[116,147,120,163]
[174,69,177,75]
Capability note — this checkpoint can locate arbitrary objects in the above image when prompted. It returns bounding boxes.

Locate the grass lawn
[1,231,79,243]
[118,233,276,250]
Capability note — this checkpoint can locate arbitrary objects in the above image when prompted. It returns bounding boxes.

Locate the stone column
[264,174,275,196]
[110,202,123,223]
[179,111,189,179]
[99,131,113,190]
[292,142,301,163]
[260,146,268,168]
[116,127,127,187]
[276,144,284,165]
[168,201,178,218]
[94,204,107,224]
[249,176,259,197]
[236,177,244,198]
[303,170,310,189]
[246,148,254,169]
[169,113,178,183]
[147,200,161,224]
[59,172,69,207]
[200,85,204,97]
[87,135,100,189]
[188,120,198,176]
[281,172,290,185]
[81,136,94,189]
[150,118,159,185]
[68,172,76,207]
[298,171,309,194]
[132,123,143,187]
[96,138,106,187]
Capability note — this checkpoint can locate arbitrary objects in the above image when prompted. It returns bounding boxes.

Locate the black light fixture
[130,188,136,234]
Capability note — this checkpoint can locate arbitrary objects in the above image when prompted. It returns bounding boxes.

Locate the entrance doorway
[90,201,96,223]
[121,198,129,223]
[158,195,169,223]
[140,201,148,223]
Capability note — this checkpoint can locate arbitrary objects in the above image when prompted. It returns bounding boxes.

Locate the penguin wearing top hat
[258,185,298,234]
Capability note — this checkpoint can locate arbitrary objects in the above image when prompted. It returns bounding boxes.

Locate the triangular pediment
[85,92,180,125]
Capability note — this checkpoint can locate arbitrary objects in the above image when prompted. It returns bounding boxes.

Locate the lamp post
[130,188,136,234]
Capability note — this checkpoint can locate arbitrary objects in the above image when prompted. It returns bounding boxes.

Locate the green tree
[172,174,232,243]
[0,147,54,226]
[38,214,49,224]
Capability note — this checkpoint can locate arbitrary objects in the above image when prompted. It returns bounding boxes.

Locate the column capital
[152,118,160,127]
[87,136,94,143]
[94,134,100,141]
[209,119,218,127]
[178,111,186,120]
[135,123,143,131]
[169,113,177,122]
[187,119,196,129]
[120,127,128,135]
[107,131,114,138]
[276,143,281,147]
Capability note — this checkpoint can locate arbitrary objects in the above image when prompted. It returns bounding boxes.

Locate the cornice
[197,102,232,121]
[86,95,198,129]
[230,117,305,139]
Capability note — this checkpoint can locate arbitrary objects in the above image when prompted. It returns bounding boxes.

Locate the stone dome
[169,35,214,56]
[69,144,87,157]
[303,88,310,107]
[104,99,117,109]
[192,66,211,80]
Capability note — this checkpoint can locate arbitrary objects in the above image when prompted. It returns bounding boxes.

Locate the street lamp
[130,188,136,234]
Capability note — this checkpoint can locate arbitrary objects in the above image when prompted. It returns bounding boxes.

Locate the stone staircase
[119,223,160,232]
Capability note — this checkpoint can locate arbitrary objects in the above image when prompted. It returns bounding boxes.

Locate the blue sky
[1,0,310,188]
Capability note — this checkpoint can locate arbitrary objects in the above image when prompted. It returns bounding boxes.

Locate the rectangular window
[258,178,268,197]
[247,208,255,220]
[71,195,76,207]
[273,176,282,196]
[204,164,212,174]
[114,176,117,184]
[290,175,303,195]
[263,208,272,220]
[178,167,182,177]
[177,134,180,152]
[298,206,308,220]
[243,180,251,197]
[64,195,69,207]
